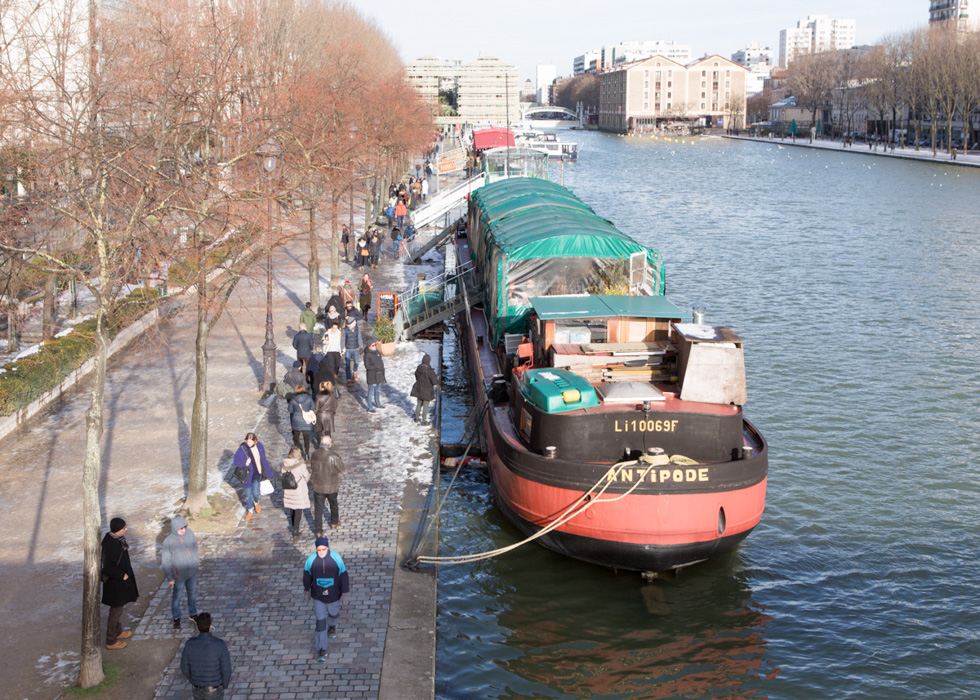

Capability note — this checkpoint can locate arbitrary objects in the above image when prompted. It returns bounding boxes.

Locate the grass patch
[63,661,122,696]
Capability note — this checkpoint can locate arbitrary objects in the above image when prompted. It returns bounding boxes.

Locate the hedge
[0,287,159,416]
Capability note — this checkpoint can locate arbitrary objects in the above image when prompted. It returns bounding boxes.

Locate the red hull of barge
[465,308,768,573]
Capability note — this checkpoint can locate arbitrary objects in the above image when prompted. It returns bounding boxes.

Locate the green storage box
[521,368,600,413]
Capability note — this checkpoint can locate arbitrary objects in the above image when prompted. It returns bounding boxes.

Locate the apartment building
[929,0,980,31]
[406,55,521,126]
[732,44,774,96]
[536,64,557,105]
[574,41,692,75]
[456,56,521,126]
[779,14,856,67]
[597,55,747,133]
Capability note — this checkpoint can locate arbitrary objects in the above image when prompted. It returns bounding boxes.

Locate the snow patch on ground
[35,650,79,688]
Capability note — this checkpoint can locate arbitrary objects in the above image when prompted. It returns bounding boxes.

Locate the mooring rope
[407,454,667,567]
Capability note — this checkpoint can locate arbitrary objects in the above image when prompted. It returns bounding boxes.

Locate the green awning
[530,295,688,320]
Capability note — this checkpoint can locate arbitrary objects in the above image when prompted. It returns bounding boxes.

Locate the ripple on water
[438,133,980,699]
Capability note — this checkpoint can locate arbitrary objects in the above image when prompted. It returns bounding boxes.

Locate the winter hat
[315,536,330,549]
[110,517,126,533]
[293,360,302,368]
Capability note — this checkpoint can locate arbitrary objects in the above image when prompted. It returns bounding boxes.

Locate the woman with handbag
[280,447,311,537]
[288,385,316,461]
[233,432,274,522]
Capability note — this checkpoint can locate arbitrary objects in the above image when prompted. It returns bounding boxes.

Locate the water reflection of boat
[458,177,768,574]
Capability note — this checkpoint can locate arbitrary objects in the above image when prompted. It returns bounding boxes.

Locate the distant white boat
[513,130,579,161]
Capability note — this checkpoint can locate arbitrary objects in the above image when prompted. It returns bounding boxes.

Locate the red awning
[472,128,514,151]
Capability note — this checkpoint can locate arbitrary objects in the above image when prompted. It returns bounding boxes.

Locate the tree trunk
[78,262,109,690]
[330,191,340,281]
[42,272,57,339]
[185,286,211,513]
[308,205,320,311]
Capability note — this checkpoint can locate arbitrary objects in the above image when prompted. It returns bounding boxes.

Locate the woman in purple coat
[234,432,274,521]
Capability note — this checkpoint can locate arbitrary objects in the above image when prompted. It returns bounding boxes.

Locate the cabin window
[554,320,607,345]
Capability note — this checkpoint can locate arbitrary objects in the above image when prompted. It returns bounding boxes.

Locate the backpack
[281,469,298,490]
[274,380,291,399]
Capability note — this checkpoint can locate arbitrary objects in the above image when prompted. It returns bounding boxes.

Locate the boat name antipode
[606,467,710,484]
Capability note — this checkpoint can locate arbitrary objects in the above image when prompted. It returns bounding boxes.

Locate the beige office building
[405,54,520,127]
[598,55,748,133]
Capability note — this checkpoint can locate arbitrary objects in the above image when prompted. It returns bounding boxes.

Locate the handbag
[233,466,249,483]
[302,409,317,425]
[281,469,298,490]
[259,477,274,496]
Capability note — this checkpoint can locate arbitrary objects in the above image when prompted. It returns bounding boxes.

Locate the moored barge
[458,177,767,573]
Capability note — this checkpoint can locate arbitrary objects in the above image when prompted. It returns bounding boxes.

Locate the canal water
[435,132,980,699]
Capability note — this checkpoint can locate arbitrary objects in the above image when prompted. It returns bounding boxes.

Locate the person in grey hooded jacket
[161,514,200,630]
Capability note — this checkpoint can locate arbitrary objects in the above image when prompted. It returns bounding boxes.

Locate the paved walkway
[725,134,980,168]
[0,205,444,698]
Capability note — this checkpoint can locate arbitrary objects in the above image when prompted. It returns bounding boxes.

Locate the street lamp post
[258,139,281,392]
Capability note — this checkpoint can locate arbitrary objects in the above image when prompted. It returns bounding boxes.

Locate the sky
[349,0,928,83]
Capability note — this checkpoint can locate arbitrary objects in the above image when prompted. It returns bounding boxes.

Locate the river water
[434,132,980,699]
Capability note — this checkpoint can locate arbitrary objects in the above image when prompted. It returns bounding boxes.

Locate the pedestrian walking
[233,433,274,521]
[280,447,312,537]
[410,354,440,425]
[314,380,338,441]
[342,316,362,386]
[101,517,139,649]
[363,340,386,413]
[161,515,199,630]
[395,197,407,228]
[318,326,342,393]
[299,301,317,334]
[358,273,372,319]
[355,236,369,269]
[369,231,381,267]
[303,536,350,661]
[288,384,316,460]
[421,176,429,203]
[340,224,350,262]
[180,612,232,699]
[292,327,315,374]
[310,434,346,534]
[390,227,401,258]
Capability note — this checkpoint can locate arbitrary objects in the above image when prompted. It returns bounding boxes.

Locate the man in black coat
[292,328,315,373]
[180,612,232,699]
[101,517,139,649]
[363,341,386,413]
[410,354,440,425]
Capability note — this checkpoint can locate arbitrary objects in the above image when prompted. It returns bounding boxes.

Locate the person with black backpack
[280,447,311,537]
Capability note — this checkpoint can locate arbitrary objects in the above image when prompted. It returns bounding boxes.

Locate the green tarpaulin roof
[529,295,688,320]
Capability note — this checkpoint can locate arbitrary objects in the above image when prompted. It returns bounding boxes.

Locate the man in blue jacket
[303,536,350,661]
[161,515,200,630]
[180,612,232,699]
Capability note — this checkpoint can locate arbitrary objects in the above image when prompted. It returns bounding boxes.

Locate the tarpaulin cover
[472,128,515,151]
[467,178,666,342]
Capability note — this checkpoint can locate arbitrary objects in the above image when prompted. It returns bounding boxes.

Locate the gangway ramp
[405,217,462,263]
[409,173,482,230]
[393,262,481,340]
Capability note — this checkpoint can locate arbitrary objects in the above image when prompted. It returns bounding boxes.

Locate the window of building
[667,81,672,88]
[701,70,706,76]
[701,102,706,109]
[655,71,661,78]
